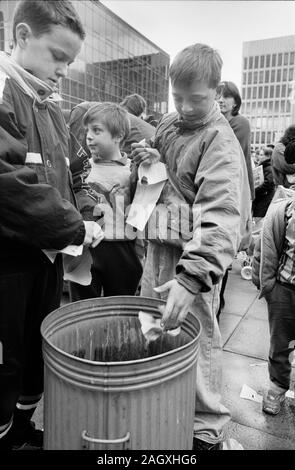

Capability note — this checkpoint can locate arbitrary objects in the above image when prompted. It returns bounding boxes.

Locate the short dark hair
[284,140,295,164]
[120,94,147,117]
[12,0,85,43]
[280,125,295,146]
[216,81,242,116]
[169,43,222,89]
[83,102,131,144]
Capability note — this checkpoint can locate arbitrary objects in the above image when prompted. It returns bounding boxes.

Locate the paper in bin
[138,311,181,343]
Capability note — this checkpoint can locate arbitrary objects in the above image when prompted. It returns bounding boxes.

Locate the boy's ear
[15,23,33,49]
[113,132,124,144]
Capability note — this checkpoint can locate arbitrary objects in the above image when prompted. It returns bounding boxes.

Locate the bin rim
[41,295,202,367]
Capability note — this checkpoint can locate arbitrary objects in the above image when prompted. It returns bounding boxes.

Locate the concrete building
[0,0,170,118]
[241,35,295,147]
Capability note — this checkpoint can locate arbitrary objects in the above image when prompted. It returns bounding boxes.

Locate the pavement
[34,258,295,450]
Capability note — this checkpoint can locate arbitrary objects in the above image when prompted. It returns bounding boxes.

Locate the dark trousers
[265,282,295,390]
[0,255,63,426]
[69,240,143,301]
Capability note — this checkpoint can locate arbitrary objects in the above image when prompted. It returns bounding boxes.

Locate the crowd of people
[0,0,294,452]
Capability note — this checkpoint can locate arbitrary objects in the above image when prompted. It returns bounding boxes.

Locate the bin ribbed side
[41,296,200,450]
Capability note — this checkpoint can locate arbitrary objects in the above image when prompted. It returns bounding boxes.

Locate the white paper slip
[42,244,83,263]
[138,161,167,185]
[126,180,166,231]
[286,390,295,399]
[240,384,263,403]
[63,248,92,286]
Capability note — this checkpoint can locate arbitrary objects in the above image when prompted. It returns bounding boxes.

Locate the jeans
[141,242,230,444]
[265,282,295,391]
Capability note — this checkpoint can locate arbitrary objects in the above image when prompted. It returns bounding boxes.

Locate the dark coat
[252,158,275,217]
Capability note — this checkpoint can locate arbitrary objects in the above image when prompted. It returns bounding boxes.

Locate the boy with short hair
[69,102,142,301]
[132,43,251,450]
[0,0,102,450]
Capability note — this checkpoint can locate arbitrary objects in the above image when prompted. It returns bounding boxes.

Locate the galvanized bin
[41,296,201,450]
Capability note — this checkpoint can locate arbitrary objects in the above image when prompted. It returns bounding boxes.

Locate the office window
[253,87,257,99]
[283,68,288,81]
[269,101,273,112]
[248,71,252,84]
[244,57,248,69]
[278,53,283,66]
[282,84,286,97]
[276,69,281,82]
[289,68,294,81]
[275,84,280,98]
[290,52,295,65]
[266,54,271,67]
[263,86,268,98]
[254,56,259,68]
[243,72,247,85]
[258,86,263,99]
[270,85,274,98]
[253,71,258,84]
[242,87,246,99]
[259,70,264,83]
[249,56,253,69]
[286,101,291,113]
[260,55,265,68]
[271,54,276,67]
[284,52,289,65]
[265,70,269,82]
[247,87,251,99]
[271,70,276,82]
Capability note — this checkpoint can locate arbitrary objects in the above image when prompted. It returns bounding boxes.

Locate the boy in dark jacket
[0,0,103,450]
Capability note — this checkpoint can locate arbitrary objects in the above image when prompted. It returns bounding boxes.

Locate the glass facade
[0,0,170,118]
[241,37,295,147]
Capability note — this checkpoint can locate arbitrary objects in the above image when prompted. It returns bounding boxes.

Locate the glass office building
[0,0,170,118]
[241,35,295,146]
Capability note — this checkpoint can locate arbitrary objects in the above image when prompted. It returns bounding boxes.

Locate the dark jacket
[121,114,155,156]
[252,157,275,217]
[0,52,85,267]
[272,142,295,187]
[228,113,255,200]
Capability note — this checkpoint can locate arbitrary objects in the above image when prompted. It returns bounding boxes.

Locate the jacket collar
[174,101,221,132]
[0,51,62,103]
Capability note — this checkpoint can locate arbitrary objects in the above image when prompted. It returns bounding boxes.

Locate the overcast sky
[101,0,295,111]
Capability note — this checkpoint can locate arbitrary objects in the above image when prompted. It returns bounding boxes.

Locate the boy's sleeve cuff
[175,272,210,295]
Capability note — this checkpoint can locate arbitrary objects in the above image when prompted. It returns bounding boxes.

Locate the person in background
[252,196,295,415]
[120,93,155,156]
[69,103,142,301]
[252,147,275,218]
[131,43,251,450]
[216,81,254,321]
[217,81,254,199]
[0,0,103,450]
[272,125,295,188]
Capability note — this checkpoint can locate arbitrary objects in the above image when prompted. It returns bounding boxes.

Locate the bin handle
[81,430,131,449]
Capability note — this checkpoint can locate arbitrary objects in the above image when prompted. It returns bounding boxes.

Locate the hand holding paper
[131,140,161,166]
[83,221,104,247]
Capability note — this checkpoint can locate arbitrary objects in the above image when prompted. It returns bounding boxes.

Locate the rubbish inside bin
[68,314,188,362]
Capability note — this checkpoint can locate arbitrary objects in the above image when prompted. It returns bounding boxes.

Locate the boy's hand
[131,142,161,166]
[83,221,104,247]
[154,279,195,330]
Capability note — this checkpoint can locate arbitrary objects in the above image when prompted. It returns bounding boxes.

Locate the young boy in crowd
[0,0,103,450]
[252,197,295,415]
[69,103,142,301]
[131,43,252,450]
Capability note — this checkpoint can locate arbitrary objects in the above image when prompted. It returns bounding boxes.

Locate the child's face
[14,24,82,87]
[86,120,119,160]
[172,79,217,122]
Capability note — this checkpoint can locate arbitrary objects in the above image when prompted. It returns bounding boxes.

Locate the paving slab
[224,421,295,450]
[222,351,295,443]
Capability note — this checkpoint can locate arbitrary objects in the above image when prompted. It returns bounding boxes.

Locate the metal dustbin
[41,296,201,450]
